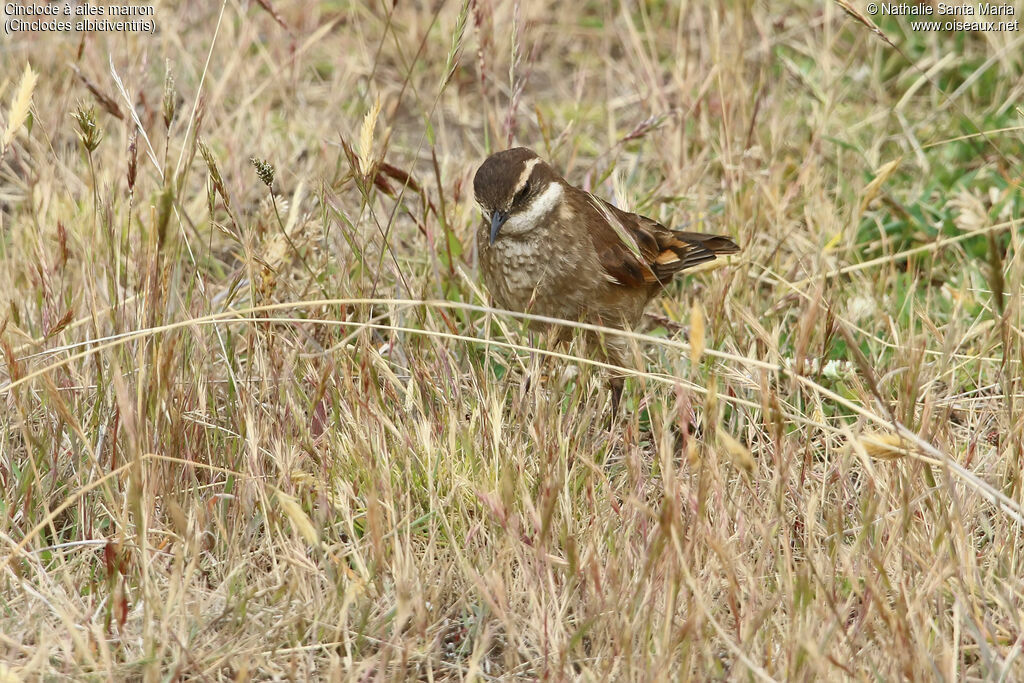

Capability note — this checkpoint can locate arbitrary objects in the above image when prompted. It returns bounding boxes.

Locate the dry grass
[1,1,1023,679]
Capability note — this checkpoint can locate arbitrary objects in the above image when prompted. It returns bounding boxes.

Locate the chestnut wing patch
[589,196,734,287]
[594,237,658,287]
[585,194,658,287]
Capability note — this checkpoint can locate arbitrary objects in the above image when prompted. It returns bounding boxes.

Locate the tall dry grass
[1,1,1022,679]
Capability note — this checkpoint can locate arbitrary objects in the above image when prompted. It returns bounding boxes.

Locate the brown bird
[474,147,739,411]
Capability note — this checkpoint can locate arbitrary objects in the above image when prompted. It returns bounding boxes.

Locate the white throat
[502,182,564,236]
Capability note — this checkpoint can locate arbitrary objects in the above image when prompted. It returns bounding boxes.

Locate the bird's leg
[600,333,631,418]
[609,376,624,415]
[520,326,562,403]
[519,332,540,400]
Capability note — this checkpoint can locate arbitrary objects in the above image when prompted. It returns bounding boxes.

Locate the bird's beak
[489,210,509,245]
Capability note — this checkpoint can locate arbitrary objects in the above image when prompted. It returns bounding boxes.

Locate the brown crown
[473,147,544,211]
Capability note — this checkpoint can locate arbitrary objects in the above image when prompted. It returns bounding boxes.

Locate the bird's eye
[514,182,530,204]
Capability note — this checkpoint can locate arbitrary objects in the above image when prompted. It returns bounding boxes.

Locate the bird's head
[473,147,564,244]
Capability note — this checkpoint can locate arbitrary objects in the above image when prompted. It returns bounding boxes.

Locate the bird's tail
[647,231,740,282]
[673,231,741,256]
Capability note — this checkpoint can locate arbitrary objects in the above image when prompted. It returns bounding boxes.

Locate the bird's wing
[587,194,738,287]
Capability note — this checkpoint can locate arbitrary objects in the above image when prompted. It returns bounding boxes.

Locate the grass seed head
[1,63,37,154]
[250,156,275,188]
[163,61,177,129]
[71,104,102,153]
[198,138,230,209]
[127,134,138,192]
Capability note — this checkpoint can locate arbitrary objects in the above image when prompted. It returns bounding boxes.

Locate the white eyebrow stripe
[512,158,542,197]
[502,182,563,233]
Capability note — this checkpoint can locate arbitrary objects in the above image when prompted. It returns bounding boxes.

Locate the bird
[473,146,740,412]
